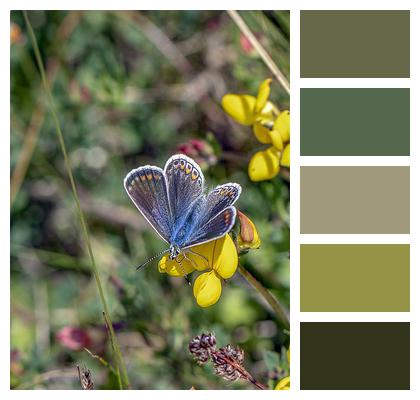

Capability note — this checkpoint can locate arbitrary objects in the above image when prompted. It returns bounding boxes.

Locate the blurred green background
[10,10,290,389]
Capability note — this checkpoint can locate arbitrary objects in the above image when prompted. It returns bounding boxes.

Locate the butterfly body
[124,154,241,268]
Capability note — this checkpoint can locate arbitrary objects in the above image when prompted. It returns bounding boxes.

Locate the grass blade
[23,11,130,389]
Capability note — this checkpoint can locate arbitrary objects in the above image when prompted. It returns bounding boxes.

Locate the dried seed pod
[189,332,217,365]
[220,344,245,365]
[211,345,245,382]
[77,365,94,390]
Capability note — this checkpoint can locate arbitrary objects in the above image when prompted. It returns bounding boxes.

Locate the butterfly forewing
[124,166,172,243]
[164,155,204,225]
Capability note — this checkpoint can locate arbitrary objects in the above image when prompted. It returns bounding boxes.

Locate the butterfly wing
[164,154,204,225]
[124,166,173,243]
[184,206,237,248]
[183,183,241,248]
[202,183,241,220]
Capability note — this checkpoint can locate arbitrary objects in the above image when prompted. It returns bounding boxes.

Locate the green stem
[23,11,130,389]
[238,264,290,329]
[83,347,117,376]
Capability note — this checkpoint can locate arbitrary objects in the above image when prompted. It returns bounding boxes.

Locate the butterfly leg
[186,249,209,268]
[175,255,192,286]
[183,251,202,272]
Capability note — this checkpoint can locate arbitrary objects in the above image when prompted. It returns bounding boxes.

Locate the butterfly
[124,154,241,275]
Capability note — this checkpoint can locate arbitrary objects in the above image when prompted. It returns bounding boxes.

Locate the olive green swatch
[300,89,410,156]
[300,244,410,312]
[300,322,410,389]
[301,166,410,234]
[300,11,410,77]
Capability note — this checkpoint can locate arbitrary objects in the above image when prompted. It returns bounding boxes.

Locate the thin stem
[219,354,267,390]
[227,10,290,95]
[23,11,130,389]
[83,347,117,376]
[238,264,290,328]
[102,313,123,389]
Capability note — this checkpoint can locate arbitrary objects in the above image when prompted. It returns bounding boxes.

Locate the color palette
[301,245,410,312]
[300,89,410,156]
[300,10,410,78]
[300,166,410,234]
[300,322,410,389]
[299,9,411,391]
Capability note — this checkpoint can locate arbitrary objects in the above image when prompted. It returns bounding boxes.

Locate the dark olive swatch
[300,89,410,156]
[300,166,410,234]
[300,244,410,312]
[300,10,410,78]
[300,322,410,389]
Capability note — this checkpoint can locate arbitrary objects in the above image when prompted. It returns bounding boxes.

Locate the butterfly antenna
[136,249,168,271]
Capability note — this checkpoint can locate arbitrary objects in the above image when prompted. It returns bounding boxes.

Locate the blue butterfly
[124,154,241,274]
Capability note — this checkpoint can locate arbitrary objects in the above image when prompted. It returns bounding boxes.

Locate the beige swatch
[300,166,410,233]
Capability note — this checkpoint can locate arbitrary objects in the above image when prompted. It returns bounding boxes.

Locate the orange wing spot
[146,173,153,180]
[191,169,198,180]
[180,160,185,170]
[185,163,192,174]
[140,175,146,181]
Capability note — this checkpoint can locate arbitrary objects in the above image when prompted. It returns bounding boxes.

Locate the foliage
[11,10,290,389]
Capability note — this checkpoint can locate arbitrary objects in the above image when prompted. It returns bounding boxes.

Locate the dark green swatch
[300,322,410,389]
[300,89,410,156]
[301,244,410,312]
[301,166,410,234]
[301,11,410,77]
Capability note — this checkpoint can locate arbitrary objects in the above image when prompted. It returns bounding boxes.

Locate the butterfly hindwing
[184,206,237,248]
[164,154,204,224]
[124,166,172,243]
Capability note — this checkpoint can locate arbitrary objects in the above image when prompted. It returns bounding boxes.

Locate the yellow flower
[222,80,290,182]
[222,78,278,143]
[236,210,261,251]
[274,376,290,390]
[158,235,238,307]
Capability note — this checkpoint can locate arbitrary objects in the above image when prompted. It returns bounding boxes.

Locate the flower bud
[237,210,261,251]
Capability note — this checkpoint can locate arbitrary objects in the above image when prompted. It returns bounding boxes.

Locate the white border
[3,1,420,398]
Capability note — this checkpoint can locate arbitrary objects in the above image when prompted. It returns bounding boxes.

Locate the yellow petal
[248,146,281,182]
[237,210,261,250]
[280,143,290,167]
[255,78,272,114]
[253,122,272,144]
[221,94,256,125]
[193,271,222,307]
[212,235,238,279]
[273,110,290,143]
[274,376,290,390]
[187,241,217,271]
[158,254,195,277]
[269,129,284,151]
